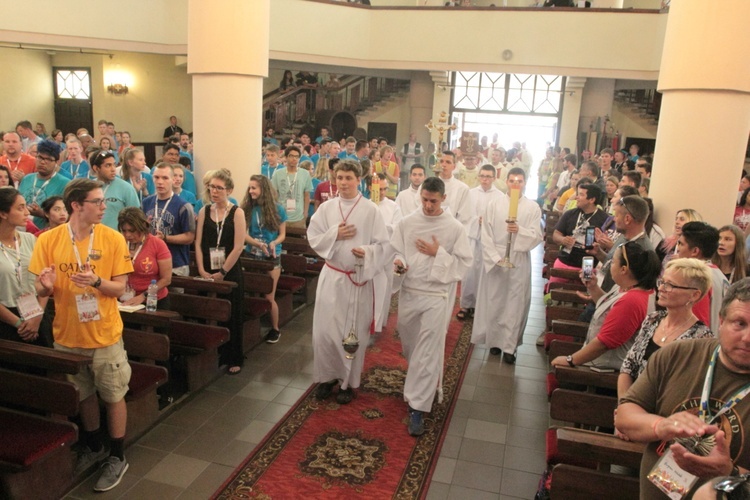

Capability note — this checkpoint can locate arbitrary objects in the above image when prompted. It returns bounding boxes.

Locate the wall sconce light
[107,83,128,95]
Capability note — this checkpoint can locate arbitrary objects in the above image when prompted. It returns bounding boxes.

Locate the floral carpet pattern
[213,298,473,499]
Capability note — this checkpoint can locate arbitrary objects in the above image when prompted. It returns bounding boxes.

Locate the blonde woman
[657,208,702,265]
[195,169,246,374]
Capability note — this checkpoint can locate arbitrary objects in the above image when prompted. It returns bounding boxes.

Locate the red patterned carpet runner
[212,299,473,499]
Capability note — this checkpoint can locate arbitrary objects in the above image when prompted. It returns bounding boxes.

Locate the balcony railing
[263,76,410,131]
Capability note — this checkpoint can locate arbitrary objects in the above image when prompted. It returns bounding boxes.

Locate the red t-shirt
[597,288,653,349]
[314,180,337,205]
[128,234,171,299]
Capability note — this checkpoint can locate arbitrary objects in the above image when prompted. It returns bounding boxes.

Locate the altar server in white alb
[391,177,472,436]
[395,164,425,217]
[457,164,504,320]
[372,173,402,335]
[471,167,542,364]
[307,160,389,405]
[436,151,474,229]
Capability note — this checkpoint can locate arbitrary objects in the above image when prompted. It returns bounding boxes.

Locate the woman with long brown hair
[712,225,747,284]
[243,174,287,344]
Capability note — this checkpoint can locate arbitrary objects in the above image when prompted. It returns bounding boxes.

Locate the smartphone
[582,256,594,281]
[585,227,596,249]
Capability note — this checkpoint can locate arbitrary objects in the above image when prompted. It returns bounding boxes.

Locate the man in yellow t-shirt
[30,178,134,492]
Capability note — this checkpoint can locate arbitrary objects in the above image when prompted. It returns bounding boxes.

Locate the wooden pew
[243,271,274,350]
[0,368,80,500]
[553,365,620,393]
[169,275,237,298]
[169,320,229,392]
[0,339,91,376]
[280,253,316,306]
[243,255,310,313]
[545,389,642,500]
[550,464,639,500]
[554,428,644,470]
[168,291,232,325]
[545,306,584,330]
[121,328,170,444]
[121,309,180,333]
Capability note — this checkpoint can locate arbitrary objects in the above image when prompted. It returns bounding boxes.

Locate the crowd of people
[260,128,750,496]
[2,113,750,497]
[0,117,262,492]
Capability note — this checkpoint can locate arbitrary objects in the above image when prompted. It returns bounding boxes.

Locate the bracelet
[652,417,664,440]
[13,317,23,328]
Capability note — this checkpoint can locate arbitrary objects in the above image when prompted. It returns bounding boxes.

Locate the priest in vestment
[471,167,543,364]
[307,160,389,404]
[391,177,472,435]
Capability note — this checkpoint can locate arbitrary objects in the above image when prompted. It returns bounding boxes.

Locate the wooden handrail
[263,75,409,132]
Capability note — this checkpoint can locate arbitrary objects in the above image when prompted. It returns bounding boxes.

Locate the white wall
[51,51,193,142]
[0,48,55,134]
[579,78,616,132]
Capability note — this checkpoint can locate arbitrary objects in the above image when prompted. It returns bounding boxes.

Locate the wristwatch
[566,355,575,367]
[93,276,102,288]
[219,268,228,276]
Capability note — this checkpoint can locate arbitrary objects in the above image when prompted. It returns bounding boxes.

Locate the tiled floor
[66,246,550,499]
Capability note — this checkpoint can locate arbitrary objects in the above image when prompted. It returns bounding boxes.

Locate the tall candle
[508,187,520,219]
[371,176,380,205]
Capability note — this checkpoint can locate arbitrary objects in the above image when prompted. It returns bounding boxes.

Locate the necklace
[658,314,696,343]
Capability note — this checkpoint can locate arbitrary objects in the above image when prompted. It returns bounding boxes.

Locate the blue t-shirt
[247,203,288,256]
[59,160,91,179]
[179,150,193,166]
[338,152,358,161]
[142,194,196,268]
[359,178,371,199]
[176,189,197,210]
[19,173,70,228]
[261,163,284,179]
[123,173,155,204]
[182,169,196,195]
[101,178,140,230]
[310,178,321,216]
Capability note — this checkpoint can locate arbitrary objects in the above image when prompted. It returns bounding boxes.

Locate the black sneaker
[503,351,517,364]
[336,387,355,405]
[265,329,281,344]
[315,380,337,400]
[489,347,502,356]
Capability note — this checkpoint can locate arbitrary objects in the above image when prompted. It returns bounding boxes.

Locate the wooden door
[53,68,93,135]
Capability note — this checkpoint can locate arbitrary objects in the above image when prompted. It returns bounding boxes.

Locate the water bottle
[146,280,158,312]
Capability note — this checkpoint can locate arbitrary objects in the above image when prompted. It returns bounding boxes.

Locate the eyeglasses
[656,278,698,292]
[618,198,635,218]
[83,198,106,207]
[207,184,226,191]
[37,155,56,163]
[286,154,300,159]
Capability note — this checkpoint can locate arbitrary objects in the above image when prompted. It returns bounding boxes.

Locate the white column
[188,0,270,192]
[649,0,750,228]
